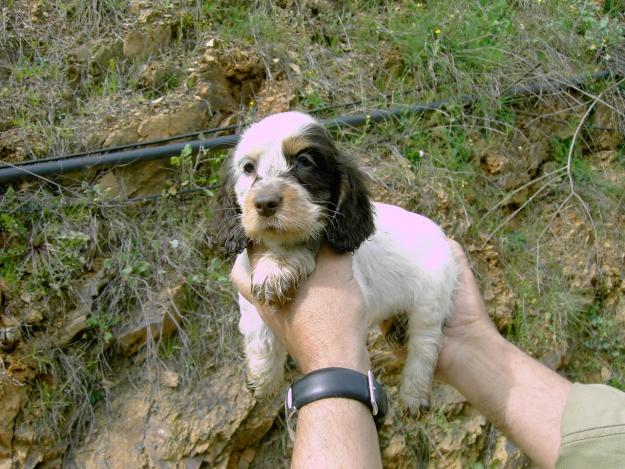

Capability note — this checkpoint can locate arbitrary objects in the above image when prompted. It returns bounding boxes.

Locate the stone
[123,24,173,60]
[159,370,180,388]
[52,311,88,348]
[123,30,148,59]
[255,80,295,117]
[431,383,467,418]
[0,383,25,458]
[102,126,141,147]
[24,308,43,326]
[98,100,212,197]
[52,273,105,347]
[229,392,283,452]
[0,327,21,352]
[137,101,211,140]
[484,430,527,468]
[237,447,255,469]
[591,104,622,151]
[540,344,570,371]
[69,365,256,468]
[137,62,174,90]
[89,40,123,79]
[383,434,406,460]
[115,282,185,356]
[429,407,488,468]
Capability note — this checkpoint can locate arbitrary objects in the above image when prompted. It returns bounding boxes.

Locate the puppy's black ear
[211,164,247,255]
[325,153,375,253]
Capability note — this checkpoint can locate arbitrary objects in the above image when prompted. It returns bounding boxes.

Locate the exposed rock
[123,23,173,60]
[469,243,516,330]
[52,310,88,348]
[66,43,93,85]
[97,160,171,198]
[383,433,407,460]
[189,51,238,113]
[69,365,263,468]
[226,392,284,468]
[429,407,488,468]
[591,104,623,151]
[89,40,123,80]
[137,62,176,90]
[0,382,26,459]
[159,369,180,389]
[137,101,212,140]
[484,428,527,468]
[431,384,467,419]
[98,100,213,197]
[540,343,570,371]
[255,80,295,117]
[52,272,107,348]
[188,47,265,114]
[115,282,185,356]
[24,308,43,326]
[102,126,141,147]
[0,327,21,352]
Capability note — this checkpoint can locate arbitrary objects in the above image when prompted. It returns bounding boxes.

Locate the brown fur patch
[282,135,313,159]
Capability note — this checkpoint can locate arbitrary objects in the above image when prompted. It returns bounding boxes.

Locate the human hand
[435,240,500,382]
[230,244,370,374]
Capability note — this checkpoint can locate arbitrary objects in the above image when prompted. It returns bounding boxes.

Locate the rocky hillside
[1,1,624,468]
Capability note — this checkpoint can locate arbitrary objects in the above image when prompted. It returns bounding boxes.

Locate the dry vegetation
[1,1,624,467]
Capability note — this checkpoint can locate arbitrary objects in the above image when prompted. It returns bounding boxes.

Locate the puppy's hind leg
[238,294,287,398]
[399,316,444,418]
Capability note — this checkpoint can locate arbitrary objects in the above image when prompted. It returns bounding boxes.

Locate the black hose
[0,70,616,185]
[0,135,238,185]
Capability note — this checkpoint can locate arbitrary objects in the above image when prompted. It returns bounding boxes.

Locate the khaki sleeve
[556,383,625,468]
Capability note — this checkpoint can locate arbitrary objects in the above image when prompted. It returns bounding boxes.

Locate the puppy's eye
[243,161,256,174]
[296,153,315,168]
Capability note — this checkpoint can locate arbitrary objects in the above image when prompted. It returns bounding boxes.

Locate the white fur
[231,112,316,207]
[237,202,457,412]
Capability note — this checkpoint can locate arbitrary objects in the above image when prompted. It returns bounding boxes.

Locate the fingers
[312,244,354,282]
[448,239,471,273]
[230,252,253,303]
[448,239,480,293]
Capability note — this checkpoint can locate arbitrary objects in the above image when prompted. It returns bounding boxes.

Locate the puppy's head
[213,111,374,254]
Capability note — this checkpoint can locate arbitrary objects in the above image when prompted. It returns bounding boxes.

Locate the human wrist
[297,342,370,375]
[437,326,505,386]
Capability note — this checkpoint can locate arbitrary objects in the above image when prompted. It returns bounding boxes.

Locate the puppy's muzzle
[253,180,283,217]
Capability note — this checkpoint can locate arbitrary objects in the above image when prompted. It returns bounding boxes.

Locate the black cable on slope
[0,70,615,185]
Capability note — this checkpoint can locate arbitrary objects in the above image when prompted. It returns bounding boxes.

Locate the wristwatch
[284,367,389,430]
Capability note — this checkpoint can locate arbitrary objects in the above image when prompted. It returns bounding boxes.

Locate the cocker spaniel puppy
[213,111,457,415]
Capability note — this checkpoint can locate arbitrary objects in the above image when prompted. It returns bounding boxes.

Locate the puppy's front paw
[251,274,299,304]
[251,257,305,304]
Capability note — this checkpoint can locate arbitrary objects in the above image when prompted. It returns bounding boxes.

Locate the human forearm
[440,331,571,468]
[291,345,382,468]
[293,397,382,469]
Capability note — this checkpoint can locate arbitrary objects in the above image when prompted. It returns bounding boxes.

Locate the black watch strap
[285,367,388,427]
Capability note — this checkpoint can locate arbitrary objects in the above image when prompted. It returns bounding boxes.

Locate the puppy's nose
[254,192,282,217]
